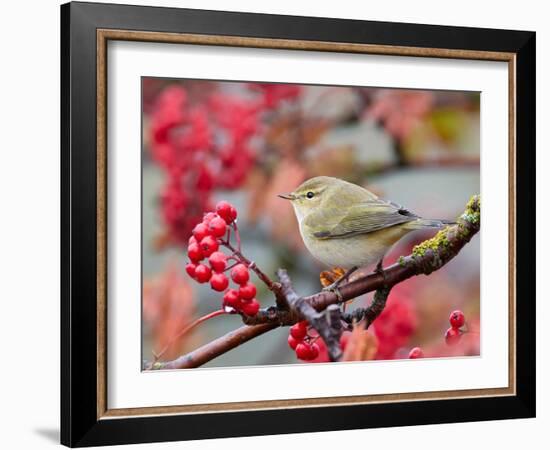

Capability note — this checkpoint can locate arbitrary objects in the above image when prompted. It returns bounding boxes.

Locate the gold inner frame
[96,29,517,420]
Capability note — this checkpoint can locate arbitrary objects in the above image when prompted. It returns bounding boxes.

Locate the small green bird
[279,176,453,286]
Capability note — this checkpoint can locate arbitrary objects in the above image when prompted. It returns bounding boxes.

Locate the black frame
[61,1,535,447]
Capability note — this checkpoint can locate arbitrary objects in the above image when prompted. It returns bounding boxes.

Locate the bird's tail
[409,218,456,229]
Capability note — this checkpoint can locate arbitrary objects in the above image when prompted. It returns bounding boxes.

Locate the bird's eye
[306,191,315,199]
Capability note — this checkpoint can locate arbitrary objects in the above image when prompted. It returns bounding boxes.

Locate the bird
[278,176,454,289]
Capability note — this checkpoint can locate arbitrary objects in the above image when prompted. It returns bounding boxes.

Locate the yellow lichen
[412,229,450,257]
[461,194,481,224]
[413,195,479,258]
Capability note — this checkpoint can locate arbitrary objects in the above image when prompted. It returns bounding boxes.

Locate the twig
[152,309,226,362]
[341,285,392,329]
[224,240,286,307]
[277,269,343,361]
[232,222,242,252]
[224,241,272,287]
[149,323,278,370]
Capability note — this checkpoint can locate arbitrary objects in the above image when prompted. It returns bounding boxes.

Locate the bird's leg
[374,257,388,287]
[322,266,359,293]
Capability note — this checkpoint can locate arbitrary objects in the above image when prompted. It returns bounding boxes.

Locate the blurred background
[141,78,480,368]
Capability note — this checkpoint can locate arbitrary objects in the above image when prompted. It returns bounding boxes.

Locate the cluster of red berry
[445,310,465,345]
[208,94,259,190]
[221,265,260,316]
[149,82,302,245]
[149,86,260,244]
[287,321,320,361]
[184,201,260,316]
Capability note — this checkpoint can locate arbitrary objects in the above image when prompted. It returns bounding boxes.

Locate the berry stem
[309,335,321,344]
[223,261,242,272]
[153,309,226,362]
[232,221,242,252]
[225,223,232,244]
[223,240,278,291]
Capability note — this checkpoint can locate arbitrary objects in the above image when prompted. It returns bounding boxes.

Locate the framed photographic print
[61,1,535,447]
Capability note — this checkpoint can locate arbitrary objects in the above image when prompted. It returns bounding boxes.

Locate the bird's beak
[278,193,296,200]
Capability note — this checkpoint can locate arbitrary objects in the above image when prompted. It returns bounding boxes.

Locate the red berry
[185,263,197,278]
[295,343,308,360]
[202,212,217,224]
[445,327,462,346]
[230,264,250,285]
[188,235,198,246]
[223,289,240,308]
[192,222,210,242]
[449,310,465,329]
[295,343,316,361]
[290,322,308,340]
[216,201,238,224]
[239,282,257,300]
[199,235,219,257]
[408,347,424,359]
[208,251,227,272]
[288,335,300,350]
[187,243,204,263]
[194,264,212,283]
[208,216,227,238]
[210,273,229,291]
[241,299,260,316]
[309,343,320,359]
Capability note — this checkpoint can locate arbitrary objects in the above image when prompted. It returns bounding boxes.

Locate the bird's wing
[306,199,418,239]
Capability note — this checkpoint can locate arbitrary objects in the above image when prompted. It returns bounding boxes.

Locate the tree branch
[149,195,480,370]
[148,323,278,370]
[277,268,344,361]
[341,285,392,329]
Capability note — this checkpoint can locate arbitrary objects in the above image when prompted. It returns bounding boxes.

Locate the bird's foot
[323,285,344,303]
[374,260,388,287]
[322,280,340,292]
[322,266,358,292]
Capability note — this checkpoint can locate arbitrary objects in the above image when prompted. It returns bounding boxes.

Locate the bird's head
[278,176,346,220]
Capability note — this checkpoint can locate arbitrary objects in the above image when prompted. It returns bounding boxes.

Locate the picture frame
[61,1,535,447]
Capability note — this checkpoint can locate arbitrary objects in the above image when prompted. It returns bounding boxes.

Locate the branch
[341,285,392,329]
[149,195,480,369]
[277,269,344,361]
[149,323,278,370]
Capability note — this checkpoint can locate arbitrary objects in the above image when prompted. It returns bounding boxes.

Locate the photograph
[141,78,481,369]
[57,2,536,446]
